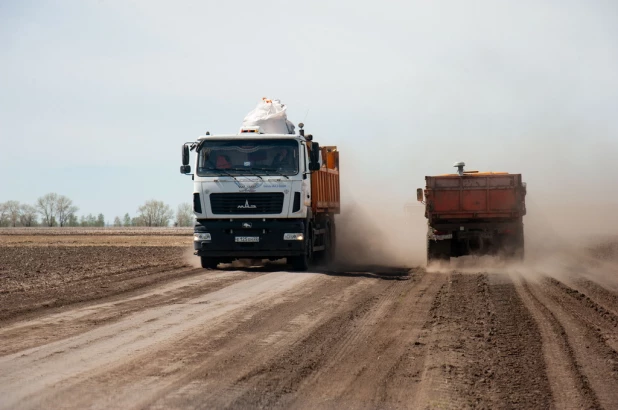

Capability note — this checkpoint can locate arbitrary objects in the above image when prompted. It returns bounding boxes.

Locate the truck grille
[210,193,285,215]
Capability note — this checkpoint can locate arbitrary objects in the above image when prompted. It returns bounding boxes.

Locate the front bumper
[194,219,306,258]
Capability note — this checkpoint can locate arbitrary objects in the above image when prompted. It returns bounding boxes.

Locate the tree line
[0,194,194,228]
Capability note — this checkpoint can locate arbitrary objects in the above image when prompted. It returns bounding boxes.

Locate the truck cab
[181,125,339,270]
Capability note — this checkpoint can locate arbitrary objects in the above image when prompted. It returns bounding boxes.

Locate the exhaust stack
[454,161,465,176]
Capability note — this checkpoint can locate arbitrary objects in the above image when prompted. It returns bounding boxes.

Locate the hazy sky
[1,0,617,222]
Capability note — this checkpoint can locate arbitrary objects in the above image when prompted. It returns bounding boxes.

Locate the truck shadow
[319,264,414,280]
[215,262,414,280]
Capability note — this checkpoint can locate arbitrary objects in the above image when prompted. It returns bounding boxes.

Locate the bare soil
[1,230,617,409]
[0,230,193,322]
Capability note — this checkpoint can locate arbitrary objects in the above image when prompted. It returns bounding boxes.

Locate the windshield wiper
[205,168,239,181]
[229,168,263,180]
[255,167,290,179]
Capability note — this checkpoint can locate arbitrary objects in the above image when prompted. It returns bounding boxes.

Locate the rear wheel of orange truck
[502,223,524,261]
[512,225,525,260]
[427,238,451,263]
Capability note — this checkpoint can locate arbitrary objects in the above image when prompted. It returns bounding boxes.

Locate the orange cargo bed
[311,146,340,214]
[425,173,526,221]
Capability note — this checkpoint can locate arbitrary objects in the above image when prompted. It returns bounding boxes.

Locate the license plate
[434,234,453,240]
[235,236,260,243]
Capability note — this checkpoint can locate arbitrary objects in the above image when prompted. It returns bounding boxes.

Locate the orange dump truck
[417,162,526,262]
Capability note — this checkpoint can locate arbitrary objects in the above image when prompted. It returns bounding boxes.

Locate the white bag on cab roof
[241,98,296,134]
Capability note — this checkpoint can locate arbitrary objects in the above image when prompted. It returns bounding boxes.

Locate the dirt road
[1,266,617,409]
[1,231,618,409]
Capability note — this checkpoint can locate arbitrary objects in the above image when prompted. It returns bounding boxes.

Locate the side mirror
[182,144,190,166]
[180,165,191,174]
[416,188,424,202]
[309,142,320,171]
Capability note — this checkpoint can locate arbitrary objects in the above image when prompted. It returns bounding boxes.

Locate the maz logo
[234,177,264,192]
[237,200,257,209]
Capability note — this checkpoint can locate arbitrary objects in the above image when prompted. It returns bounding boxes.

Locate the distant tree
[131,216,145,226]
[66,213,79,227]
[113,216,122,227]
[36,193,58,227]
[19,204,38,227]
[123,213,131,227]
[175,203,194,227]
[96,213,105,227]
[0,202,8,227]
[56,196,79,227]
[83,214,97,227]
[4,200,21,227]
[137,200,173,227]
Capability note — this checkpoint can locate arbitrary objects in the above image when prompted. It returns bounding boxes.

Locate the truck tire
[324,222,335,264]
[512,228,525,261]
[289,227,312,271]
[200,256,219,269]
[289,254,309,271]
[504,224,524,261]
[427,238,451,263]
[315,222,334,267]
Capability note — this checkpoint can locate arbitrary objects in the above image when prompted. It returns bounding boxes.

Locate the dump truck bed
[425,173,526,223]
[311,146,340,214]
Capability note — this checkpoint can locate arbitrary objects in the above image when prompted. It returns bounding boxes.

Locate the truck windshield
[197,139,299,177]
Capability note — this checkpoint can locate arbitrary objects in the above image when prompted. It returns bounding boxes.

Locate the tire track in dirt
[0,269,262,356]
[543,277,618,356]
[487,274,552,408]
[22,270,408,409]
[139,271,419,409]
[275,269,445,409]
[547,278,618,332]
[523,275,618,408]
[0,270,320,409]
[570,277,618,317]
[415,272,552,409]
[5,262,615,409]
[511,273,601,409]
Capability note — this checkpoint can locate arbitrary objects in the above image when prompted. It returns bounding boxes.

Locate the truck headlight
[194,233,212,241]
[283,233,304,241]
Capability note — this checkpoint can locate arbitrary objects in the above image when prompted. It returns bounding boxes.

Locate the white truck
[180,122,341,271]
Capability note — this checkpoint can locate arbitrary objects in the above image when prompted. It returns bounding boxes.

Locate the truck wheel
[512,231,525,261]
[427,239,438,262]
[315,223,334,267]
[504,224,524,261]
[330,222,337,262]
[427,239,450,263]
[323,223,334,265]
[289,254,309,271]
[200,256,219,269]
[289,229,311,271]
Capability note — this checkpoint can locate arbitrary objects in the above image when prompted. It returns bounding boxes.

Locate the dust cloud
[419,201,618,290]
[183,247,201,268]
[319,2,618,278]
[334,195,427,269]
[333,161,618,285]
[519,201,618,288]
